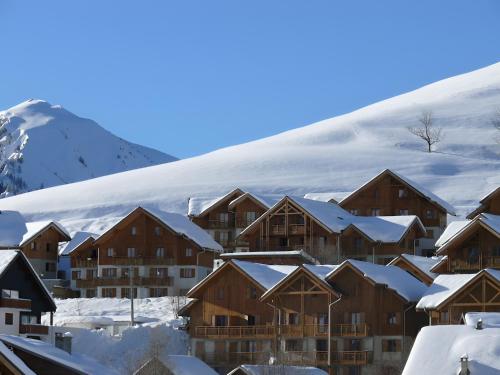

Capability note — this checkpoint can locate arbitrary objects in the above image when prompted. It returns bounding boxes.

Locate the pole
[130,266,134,326]
[328,296,342,374]
[402,303,414,364]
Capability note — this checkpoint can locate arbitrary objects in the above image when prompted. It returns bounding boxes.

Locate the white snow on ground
[43,297,190,374]
[0,63,499,224]
[0,99,176,197]
[402,324,500,375]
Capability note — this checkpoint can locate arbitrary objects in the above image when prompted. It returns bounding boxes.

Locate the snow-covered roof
[145,208,223,251]
[435,220,470,247]
[402,325,500,375]
[0,211,70,248]
[329,259,428,302]
[0,335,118,375]
[349,215,425,243]
[464,312,500,329]
[389,254,444,279]
[160,354,218,375]
[187,188,243,216]
[417,269,500,310]
[59,231,97,256]
[0,250,20,276]
[229,365,327,375]
[0,341,36,375]
[232,260,298,290]
[220,250,318,264]
[228,192,282,210]
[479,186,500,204]
[290,196,352,233]
[303,192,351,203]
[303,264,339,280]
[340,169,456,215]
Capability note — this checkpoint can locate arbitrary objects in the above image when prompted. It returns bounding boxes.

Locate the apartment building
[68,207,222,298]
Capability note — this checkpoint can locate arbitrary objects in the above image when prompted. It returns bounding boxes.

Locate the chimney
[55,332,73,354]
[476,318,483,330]
[460,354,470,375]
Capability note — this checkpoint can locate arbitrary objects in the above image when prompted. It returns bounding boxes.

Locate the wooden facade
[467,186,500,219]
[388,256,435,285]
[422,271,500,325]
[69,207,218,297]
[436,220,500,274]
[184,260,426,374]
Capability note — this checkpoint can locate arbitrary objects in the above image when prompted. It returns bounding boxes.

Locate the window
[218,232,229,245]
[102,268,117,279]
[318,236,327,249]
[371,208,380,216]
[151,268,168,278]
[218,212,229,223]
[279,237,288,247]
[386,312,400,325]
[354,237,362,250]
[2,290,19,299]
[185,248,193,257]
[121,288,137,299]
[156,247,165,258]
[85,289,96,298]
[213,315,227,327]
[382,339,400,352]
[21,314,37,325]
[426,229,434,239]
[154,226,161,236]
[316,339,327,351]
[72,270,82,280]
[46,243,51,252]
[425,209,435,219]
[246,286,257,299]
[216,287,224,300]
[150,288,169,297]
[131,226,137,235]
[180,268,195,278]
[288,312,299,325]
[349,209,358,215]
[285,339,303,351]
[30,242,36,251]
[5,313,13,325]
[45,263,56,272]
[86,269,97,280]
[373,189,380,199]
[245,211,257,224]
[351,312,363,324]
[398,209,409,215]
[101,288,116,298]
[107,248,115,257]
[247,315,257,326]
[127,248,136,258]
[398,188,408,198]
[440,311,449,324]
[493,247,500,257]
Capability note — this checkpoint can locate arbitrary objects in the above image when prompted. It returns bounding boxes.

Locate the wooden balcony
[73,259,97,268]
[451,259,481,272]
[280,324,328,337]
[105,257,175,266]
[76,276,174,289]
[200,351,271,366]
[281,351,328,366]
[332,351,371,365]
[289,224,305,235]
[194,325,275,339]
[19,324,49,335]
[209,220,231,229]
[271,225,286,235]
[485,256,500,268]
[332,323,369,337]
[0,298,31,310]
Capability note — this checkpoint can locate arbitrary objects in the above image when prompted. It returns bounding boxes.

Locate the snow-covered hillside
[0,63,499,222]
[0,99,176,196]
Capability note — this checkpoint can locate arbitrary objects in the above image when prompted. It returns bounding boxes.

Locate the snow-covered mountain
[0,63,499,226]
[0,99,176,196]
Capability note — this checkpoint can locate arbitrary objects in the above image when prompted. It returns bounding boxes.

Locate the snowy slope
[0,63,499,222]
[0,99,176,196]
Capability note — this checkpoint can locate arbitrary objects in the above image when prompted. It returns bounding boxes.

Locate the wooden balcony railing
[289,224,305,235]
[73,259,97,268]
[76,276,174,289]
[281,351,328,366]
[19,324,49,335]
[0,298,31,310]
[332,323,369,337]
[271,225,286,235]
[105,257,175,266]
[209,220,231,229]
[485,256,500,268]
[280,324,328,337]
[200,351,271,366]
[195,325,275,338]
[332,351,371,365]
[451,259,481,272]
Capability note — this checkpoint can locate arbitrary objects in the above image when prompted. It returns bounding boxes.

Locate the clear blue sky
[1,1,499,158]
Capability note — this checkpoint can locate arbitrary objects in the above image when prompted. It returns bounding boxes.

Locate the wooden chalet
[434,214,500,273]
[0,250,56,340]
[134,354,217,375]
[417,269,500,325]
[338,169,456,256]
[188,189,279,251]
[0,211,70,279]
[68,207,222,298]
[182,259,427,375]
[467,186,500,219]
[388,254,444,286]
[238,196,426,265]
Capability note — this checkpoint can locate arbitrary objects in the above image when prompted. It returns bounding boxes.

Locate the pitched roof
[59,231,97,256]
[187,188,243,216]
[339,169,456,215]
[0,335,118,375]
[158,354,217,375]
[348,215,425,243]
[219,250,318,264]
[0,211,70,248]
[303,192,351,203]
[328,259,428,302]
[228,365,327,375]
[227,192,281,210]
[0,341,36,375]
[467,186,500,219]
[388,254,444,280]
[416,269,500,310]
